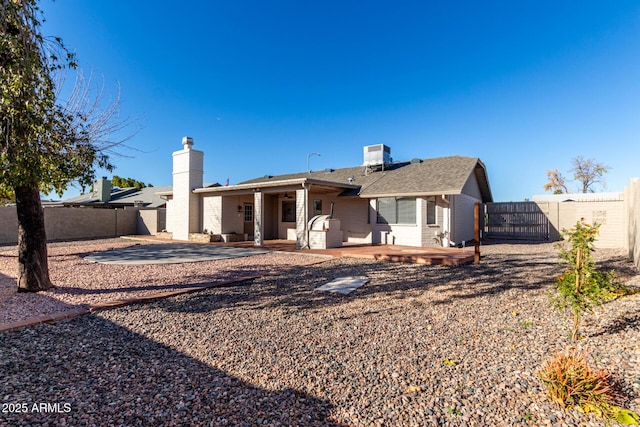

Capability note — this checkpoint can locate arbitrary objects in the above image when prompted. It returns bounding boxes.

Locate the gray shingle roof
[59,185,172,207]
[238,156,493,202]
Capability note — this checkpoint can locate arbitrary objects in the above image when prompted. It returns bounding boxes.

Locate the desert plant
[552,219,616,340]
[537,349,639,424]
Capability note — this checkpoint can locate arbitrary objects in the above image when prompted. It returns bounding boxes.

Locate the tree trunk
[572,308,580,341]
[15,185,53,292]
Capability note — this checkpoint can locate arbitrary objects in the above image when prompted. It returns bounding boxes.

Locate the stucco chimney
[169,136,204,240]
[96,177,111,203]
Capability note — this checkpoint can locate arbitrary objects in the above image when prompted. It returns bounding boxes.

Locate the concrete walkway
[84,243,269,265]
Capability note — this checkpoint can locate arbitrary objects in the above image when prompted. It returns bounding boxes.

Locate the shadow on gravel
[596,255,640,282]
[0,315,345,427]
[152,251,565,315]
[76,247,634,319]
[589,310,640,338]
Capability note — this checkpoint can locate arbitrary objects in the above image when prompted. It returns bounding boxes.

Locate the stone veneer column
[171,136,203,241]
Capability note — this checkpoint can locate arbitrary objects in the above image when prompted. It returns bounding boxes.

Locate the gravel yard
[0,239,639,426]
[0,239,327,325]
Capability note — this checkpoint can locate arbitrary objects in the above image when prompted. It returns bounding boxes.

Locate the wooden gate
[484,202,549,240]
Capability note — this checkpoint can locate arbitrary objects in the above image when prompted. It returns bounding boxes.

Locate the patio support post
[254,191,264,247]
[474,201,480,264]
[296,185,309,249]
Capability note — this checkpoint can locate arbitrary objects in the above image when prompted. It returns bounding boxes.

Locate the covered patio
[205,239,478,266]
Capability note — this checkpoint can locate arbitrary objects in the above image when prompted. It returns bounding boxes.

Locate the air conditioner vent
[363,144,391,167]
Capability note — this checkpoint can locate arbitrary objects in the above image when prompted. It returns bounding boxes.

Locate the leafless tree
[544,157,610,194]
[570,156,610,193]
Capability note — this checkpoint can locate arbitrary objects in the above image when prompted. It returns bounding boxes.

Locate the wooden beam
[474,202,481,264]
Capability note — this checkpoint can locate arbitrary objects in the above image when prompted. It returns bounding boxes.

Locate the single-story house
[159,137,493,249]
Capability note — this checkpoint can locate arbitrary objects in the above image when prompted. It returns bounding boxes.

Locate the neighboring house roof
[55,185,172,208]
[234,156,493,202]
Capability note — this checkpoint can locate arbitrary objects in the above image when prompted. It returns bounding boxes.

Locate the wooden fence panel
[485,202,549,240]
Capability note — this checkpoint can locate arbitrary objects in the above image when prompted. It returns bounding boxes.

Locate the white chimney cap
[182,136,194,147]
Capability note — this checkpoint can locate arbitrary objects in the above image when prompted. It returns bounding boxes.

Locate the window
[376,197,416,224]
[426,196,436,225]
[313,199,322,215]
[282,200,296,222]
[377,198,395,224]
[244,204,253,222]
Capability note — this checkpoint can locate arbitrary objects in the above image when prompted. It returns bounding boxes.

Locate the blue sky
[41,1,640,202]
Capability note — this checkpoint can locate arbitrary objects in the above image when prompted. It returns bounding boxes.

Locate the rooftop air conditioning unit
[363,144,391,168]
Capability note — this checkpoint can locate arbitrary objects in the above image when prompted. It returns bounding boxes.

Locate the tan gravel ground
[0,239,638,426]
[0,239,328,325]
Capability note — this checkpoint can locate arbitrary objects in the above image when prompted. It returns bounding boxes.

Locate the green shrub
[552,220,616,340]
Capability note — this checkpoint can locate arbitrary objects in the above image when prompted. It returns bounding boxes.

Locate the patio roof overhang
[189,177,360,196]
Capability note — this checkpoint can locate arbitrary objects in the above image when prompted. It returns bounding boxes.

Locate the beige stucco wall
[462,172,483,200]
[379,222,421,246]
[438,172,482,246]
[223,196,250,234]
[0,206,139,244]
[0,207,18,244]
[535,200,625,249]
[573,201,624,249]
[164,197,174,234]
[202,195,223,234]
[137,209,163,235]
[323,196,370,243]
[451,194,480,245]
[625,178,640,269]
[370,196,451,247]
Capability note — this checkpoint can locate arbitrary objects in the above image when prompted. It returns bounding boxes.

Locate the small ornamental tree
[552,220,616,341]
[544,168,569,194]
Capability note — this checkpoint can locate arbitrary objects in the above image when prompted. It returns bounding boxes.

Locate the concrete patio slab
[84,243,269,265]
[315,277,370,295]
[122,236,478,266]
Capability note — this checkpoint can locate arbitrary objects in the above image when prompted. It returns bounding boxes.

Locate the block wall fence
[0,206,162,245]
